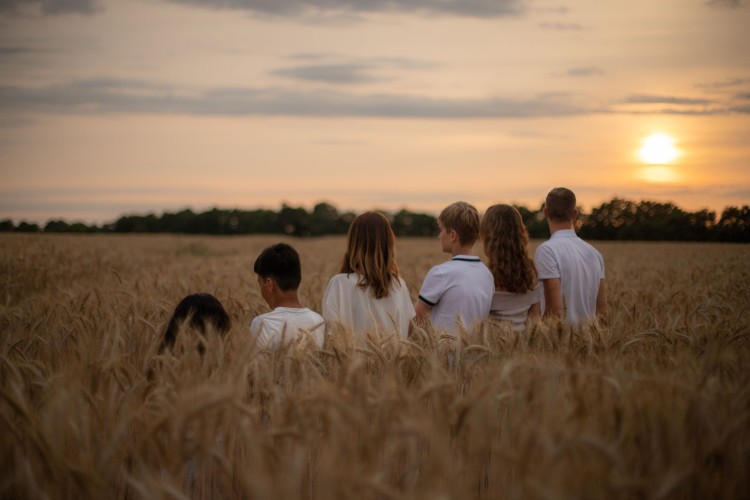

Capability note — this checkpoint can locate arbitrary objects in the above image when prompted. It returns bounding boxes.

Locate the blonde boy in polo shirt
[414,201,495,334]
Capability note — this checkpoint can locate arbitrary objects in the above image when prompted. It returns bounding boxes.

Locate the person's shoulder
[325,273,356,291]
[299,307,324,320]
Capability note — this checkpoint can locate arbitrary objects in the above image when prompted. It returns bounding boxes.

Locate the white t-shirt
[250,307,325,349]
[322,273,415,339]
[490,283,542,331]
[534,229,605,324]
[418,255,495,333]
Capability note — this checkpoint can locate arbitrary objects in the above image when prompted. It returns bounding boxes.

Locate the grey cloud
[271,63,380,84]
[696,77,750,89]
[0,45,37,55]
[272,56,438,84]
[0,0,100,16]
[0,78,590,118]
[622,94,712,105]
[566,66,604,77]
[4,79,748,119]
[538,22,584,30]
[707,0,745,8]
[166,0,523,18]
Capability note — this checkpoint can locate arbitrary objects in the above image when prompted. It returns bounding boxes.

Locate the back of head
[341,211,399,299]
[439,201,480,247]
[480,204,536,293]
[545,187,577,223]
[160,293,231,354]
[253,243,302,292]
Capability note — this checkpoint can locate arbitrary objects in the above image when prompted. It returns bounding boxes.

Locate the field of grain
[1,234,749,499]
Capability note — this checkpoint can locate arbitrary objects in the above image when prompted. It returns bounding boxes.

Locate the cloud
[621,94,713,105]
[538,22,584,30]
[0,0,100,16]
[271,63,381,84]
[565,66,604,77]
[165,0,523,18]
[3,78,748,119]
[271,56,437,85]
[0,77,592,118]
[696,77,750,89]
[0,45,37,55]
[706,0,746,8]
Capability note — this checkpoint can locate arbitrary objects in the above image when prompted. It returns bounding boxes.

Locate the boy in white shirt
[251,243,325,349]
[414,201,495,334]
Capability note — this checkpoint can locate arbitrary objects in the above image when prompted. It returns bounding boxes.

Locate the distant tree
[514,204,547,239]
[114,214,159,233]
[16,221,40,233]
[714,206,750,242]
[45,220,70,232]
[277,204,310,236]
[391,209,438,237]
[0,219,15,232]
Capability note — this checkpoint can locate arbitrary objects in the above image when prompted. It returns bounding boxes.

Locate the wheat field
[1,234,748,499]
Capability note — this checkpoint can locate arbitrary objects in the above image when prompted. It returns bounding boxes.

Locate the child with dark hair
[251,243,325,348]
[159,293,231,355]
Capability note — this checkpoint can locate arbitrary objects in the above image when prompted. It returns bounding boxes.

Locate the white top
[490,283,542,331]
[418,255,495,333]
[250,307,325,349]
[534,229,605,324]
[322,273,415,339]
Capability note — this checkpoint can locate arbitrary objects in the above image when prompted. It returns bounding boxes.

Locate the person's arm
[527,302,541,319]
[595,279,608,324]
[542,278,564,319]
[413,300,431,325]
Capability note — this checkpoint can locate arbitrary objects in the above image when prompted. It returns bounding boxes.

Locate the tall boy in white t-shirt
[414,201,495,334]
[251,243,325,349]
[534,187,608,325]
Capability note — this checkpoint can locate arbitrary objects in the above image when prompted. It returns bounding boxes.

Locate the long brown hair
[480,204,536,294]
[341,211,400,299]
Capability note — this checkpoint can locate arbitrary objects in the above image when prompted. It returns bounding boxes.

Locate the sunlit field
[1,234,749,499]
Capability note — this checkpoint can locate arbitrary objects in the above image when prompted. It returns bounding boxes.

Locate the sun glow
[640,166,678,183]
[639,133,679,165]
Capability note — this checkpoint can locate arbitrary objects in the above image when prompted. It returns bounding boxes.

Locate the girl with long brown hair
[322,211,415,338]
[480,204,541,330]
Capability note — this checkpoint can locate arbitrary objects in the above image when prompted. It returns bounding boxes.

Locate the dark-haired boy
[534,187,607,325]
[251,243,325,348]
[414,201,495,333]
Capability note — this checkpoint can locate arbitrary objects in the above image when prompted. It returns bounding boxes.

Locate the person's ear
[450,229,458,243]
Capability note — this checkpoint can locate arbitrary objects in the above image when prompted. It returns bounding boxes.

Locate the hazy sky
[1,0,749,224]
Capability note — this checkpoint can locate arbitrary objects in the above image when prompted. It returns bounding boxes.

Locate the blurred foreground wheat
[1,234,748,499]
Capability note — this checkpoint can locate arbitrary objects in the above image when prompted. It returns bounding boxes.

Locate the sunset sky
[1,0,749,224]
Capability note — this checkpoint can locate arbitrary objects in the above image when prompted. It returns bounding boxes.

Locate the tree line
[1,198,748,242]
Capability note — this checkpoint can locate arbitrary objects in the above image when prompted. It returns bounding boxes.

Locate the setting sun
[639,133,679,165]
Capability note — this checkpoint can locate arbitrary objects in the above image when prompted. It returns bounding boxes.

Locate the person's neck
[449,244,475,258]
[270,291,304,309]
[548,219,574,235]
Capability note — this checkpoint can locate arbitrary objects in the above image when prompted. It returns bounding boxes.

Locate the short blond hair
[439,201,480,247]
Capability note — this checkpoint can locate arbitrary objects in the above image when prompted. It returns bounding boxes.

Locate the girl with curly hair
[480,204,541,330]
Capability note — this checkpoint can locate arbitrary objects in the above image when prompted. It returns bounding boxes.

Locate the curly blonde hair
[341,211,400,299]
[480,204,536,294]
